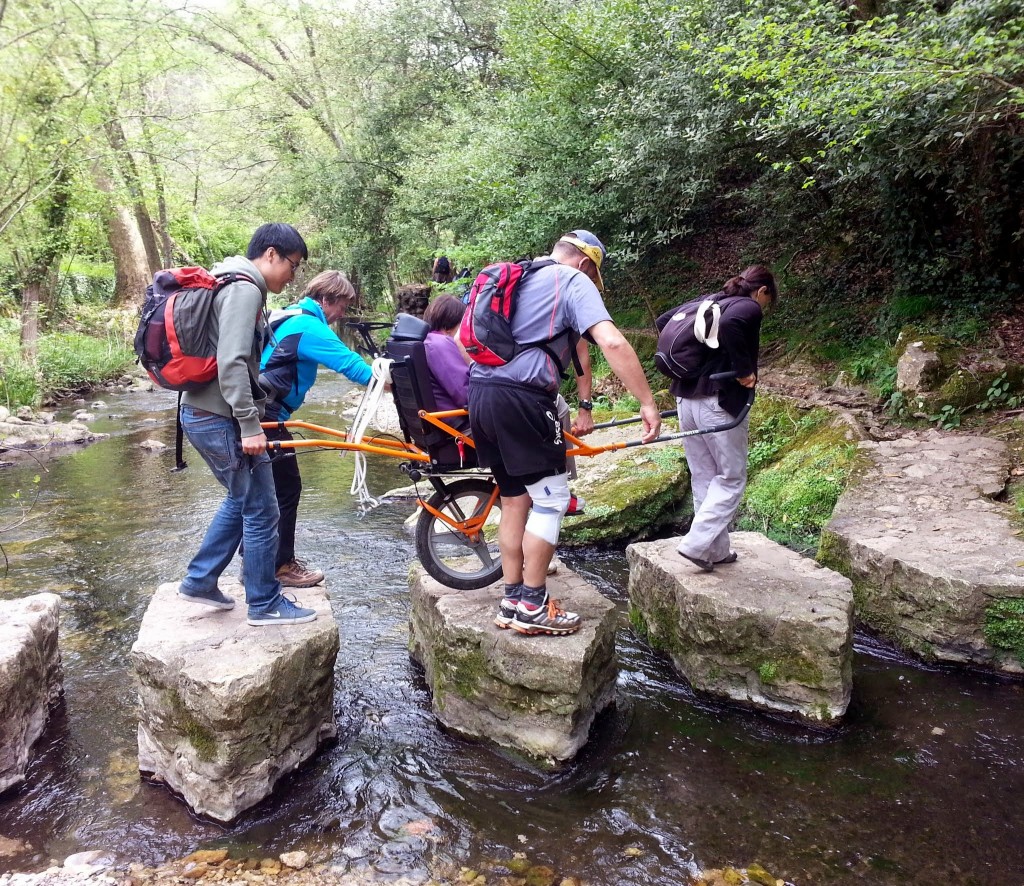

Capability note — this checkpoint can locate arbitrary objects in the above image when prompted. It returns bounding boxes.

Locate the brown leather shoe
[275,559,325,588]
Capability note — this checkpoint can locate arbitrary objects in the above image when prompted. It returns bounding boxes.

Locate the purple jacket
[423,331,469,410]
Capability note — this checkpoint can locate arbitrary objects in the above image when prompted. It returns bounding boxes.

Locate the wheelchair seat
[384,314,476,471]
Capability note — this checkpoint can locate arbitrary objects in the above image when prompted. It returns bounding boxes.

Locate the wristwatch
[579,399,593,411]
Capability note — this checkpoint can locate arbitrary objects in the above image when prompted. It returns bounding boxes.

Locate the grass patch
[738,396,858,550]
[0,327,135,408]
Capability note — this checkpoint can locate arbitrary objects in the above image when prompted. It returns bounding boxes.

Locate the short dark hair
[423,294,466,332]
[246,223,308,261]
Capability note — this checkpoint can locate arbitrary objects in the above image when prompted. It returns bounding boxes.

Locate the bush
[36,333,135,397]
[0,355,41,409]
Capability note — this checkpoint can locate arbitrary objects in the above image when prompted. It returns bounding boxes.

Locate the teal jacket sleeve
[298,322,373,386]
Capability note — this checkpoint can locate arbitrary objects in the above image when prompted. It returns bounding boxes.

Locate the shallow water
[1,375,1023,885]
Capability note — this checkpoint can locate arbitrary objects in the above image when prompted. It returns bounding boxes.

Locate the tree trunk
[94,165,150,307]
[105,117,162,273]
[141,111,174,266]
[20,281,40,363]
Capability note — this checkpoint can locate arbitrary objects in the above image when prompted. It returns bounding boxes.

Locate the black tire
[415,477,503,590]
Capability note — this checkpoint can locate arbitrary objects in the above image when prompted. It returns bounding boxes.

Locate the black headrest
[389,313,430,342]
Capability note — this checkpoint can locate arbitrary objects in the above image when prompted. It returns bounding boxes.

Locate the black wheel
[415,477,503,590]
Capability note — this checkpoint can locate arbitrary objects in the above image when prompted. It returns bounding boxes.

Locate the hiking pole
[588,372,745,431]
[622,372,755,448]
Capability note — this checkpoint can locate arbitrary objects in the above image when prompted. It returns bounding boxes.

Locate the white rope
[347,356,393,513]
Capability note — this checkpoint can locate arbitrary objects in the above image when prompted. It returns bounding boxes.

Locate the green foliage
[740,400,857,549]
[977,373,1023,412]
[928,403,962,430]
[984,598,1024,664]
[0,344,41,409]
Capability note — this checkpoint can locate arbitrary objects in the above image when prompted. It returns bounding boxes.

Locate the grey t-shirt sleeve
[563,268,612,335]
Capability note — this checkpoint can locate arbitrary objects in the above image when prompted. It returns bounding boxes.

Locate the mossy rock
[561,443,688,545]
[919,362,1024,410]
[893,330,962,371]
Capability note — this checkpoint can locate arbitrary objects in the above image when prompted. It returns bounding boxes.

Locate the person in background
[258,271,372,587]
[177,223,318,626]
[659,264,777,572]
[431,255,453,284]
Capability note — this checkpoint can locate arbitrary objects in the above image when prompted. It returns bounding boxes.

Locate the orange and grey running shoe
[510,594,581,636]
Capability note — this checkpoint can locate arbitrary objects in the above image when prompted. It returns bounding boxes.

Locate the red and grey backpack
[458,258,581,377]
[134,267,255,391]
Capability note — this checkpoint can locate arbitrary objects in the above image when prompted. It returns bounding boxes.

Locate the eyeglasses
[277,251,301,274]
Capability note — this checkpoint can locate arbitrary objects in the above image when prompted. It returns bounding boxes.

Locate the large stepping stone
[820,430,1024,673]
[0,594,62,793]
[130,581,339,821]
[408,565,617,764]
[627,532,853,722]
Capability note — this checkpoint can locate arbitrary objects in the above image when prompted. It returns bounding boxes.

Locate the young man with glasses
[176,223,319,626]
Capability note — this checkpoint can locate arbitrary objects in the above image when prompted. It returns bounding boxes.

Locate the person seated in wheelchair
[421,295,472,433]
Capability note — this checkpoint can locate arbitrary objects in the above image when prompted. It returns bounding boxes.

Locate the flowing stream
[1,374,1023,885]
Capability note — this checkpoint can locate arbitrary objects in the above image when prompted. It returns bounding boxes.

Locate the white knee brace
[525,472,571,545]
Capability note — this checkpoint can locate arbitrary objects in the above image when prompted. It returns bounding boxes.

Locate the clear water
[1,375,1023,885]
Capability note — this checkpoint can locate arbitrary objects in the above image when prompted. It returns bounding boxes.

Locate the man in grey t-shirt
[469,230,661,636]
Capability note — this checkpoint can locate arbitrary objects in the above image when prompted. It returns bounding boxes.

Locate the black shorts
[468,380,566,496]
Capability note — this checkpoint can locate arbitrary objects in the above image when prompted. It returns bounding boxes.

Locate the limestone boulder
[408,564,618,763]
[896,340,945,394]
[0,593,63,793]
[820,431,1024,673]
[627,533,853,722]
[131,581,339,821]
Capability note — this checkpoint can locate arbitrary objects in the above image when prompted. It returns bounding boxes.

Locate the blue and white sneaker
[247,594,317,627]
[178,584,235,610]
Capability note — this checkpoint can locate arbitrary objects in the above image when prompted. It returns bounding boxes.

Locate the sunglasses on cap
[558,235,605,290]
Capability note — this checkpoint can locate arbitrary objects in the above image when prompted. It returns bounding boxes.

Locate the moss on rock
[167,689,218,763]
[562,445,688,545]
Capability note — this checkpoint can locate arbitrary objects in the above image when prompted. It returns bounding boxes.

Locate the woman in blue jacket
[259,271,372,587]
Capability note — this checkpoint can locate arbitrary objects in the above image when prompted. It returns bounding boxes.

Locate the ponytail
[722,265,778,303]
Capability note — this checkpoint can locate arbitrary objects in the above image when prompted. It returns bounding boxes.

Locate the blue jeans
[179,405,281,614]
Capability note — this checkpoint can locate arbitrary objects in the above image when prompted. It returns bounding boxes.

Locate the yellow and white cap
[559,229,607,291]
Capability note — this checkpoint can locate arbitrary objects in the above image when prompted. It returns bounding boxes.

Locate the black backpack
[654,294,738,381]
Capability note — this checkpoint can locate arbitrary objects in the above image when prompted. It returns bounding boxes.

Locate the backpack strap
[513,259,583,378]
[171,392,187,472]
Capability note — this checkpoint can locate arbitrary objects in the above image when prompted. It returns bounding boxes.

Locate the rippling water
[1,375,1023,884]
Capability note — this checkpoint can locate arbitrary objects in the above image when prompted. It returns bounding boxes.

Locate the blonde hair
[304,270,356,306]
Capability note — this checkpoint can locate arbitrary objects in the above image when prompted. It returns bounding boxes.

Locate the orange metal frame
[262,405,630,539]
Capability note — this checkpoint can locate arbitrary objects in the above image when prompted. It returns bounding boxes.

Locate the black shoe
[715,551,738,565]
[678,550,714,572]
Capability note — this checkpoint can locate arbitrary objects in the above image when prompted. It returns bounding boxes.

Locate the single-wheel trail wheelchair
[261,314,753,590]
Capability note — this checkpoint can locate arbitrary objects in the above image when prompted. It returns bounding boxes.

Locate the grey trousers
[676,395,749,562]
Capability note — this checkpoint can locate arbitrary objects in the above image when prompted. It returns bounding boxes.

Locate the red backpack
[134,267,255,391]
[458,259,580,377]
